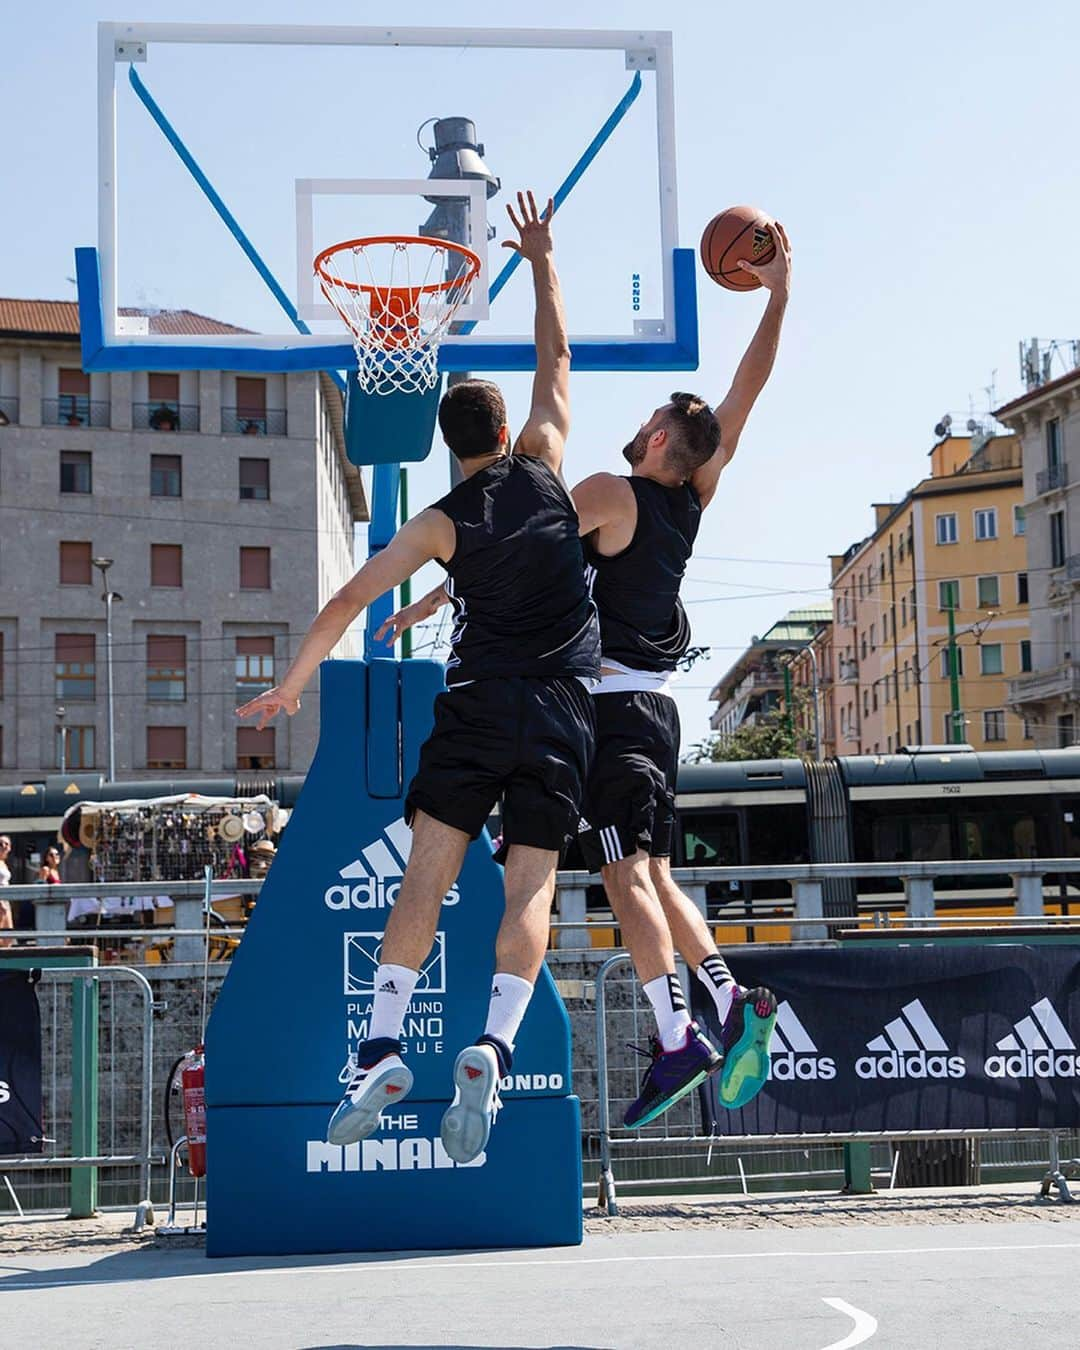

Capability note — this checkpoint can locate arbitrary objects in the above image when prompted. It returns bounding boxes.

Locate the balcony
[1036,463,1068,495]
[1066,556,1080,584]
[222,407,287,437]
[42,397,110,428]
[1008,662,1080,705]
[0,395,17,426]
[134,401,201,433]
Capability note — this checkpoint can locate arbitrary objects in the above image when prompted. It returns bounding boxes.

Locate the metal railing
[0,394,18,425]
[1037,463,1068,495]
[221,406,287,436]
[42,397,110,428]
[0,963,158,1228]
[133,401,200,432]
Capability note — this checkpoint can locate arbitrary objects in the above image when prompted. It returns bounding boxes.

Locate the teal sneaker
[717,987,778,1111]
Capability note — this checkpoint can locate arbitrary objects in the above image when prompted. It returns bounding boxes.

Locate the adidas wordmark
[855,998,965,1081]
[985,998,1080,1079]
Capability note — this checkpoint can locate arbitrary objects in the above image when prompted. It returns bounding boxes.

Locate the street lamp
[56,705,67,775]
[92,557,121,782]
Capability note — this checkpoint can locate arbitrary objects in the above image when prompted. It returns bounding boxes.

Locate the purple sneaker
[717,986,778,1111]
[624,1022,722,1129]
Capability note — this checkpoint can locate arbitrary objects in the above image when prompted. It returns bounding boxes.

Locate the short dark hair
[437,380,508,461]
[662,391,721,479]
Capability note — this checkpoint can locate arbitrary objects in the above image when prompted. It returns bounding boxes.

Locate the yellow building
[829,432,1030,753]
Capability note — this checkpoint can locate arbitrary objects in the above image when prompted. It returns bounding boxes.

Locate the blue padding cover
[206,1096,582,1256]
[345,378,442,466]
[366,658,402,798]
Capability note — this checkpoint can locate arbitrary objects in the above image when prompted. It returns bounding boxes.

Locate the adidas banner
[691,945,1080,1135]
[0,970,43,1154]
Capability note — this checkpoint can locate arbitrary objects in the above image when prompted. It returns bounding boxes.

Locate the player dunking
[387,222,792,1127]
[237,192,599,1164]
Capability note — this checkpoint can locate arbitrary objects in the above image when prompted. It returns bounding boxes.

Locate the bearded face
[621,426,650,467]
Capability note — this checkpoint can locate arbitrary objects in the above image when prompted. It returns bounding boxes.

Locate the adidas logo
[768,1001,836,1081]
[855,998,965,1080]
[325,817,460,911]
[490,986,501,997]
[378,980,399,994]
[985,998,1080,1079]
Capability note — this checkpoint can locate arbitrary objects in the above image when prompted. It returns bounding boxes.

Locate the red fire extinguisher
[180,1045,207,1178]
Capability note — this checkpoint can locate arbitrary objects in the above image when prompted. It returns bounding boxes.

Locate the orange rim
[314,235,482,297]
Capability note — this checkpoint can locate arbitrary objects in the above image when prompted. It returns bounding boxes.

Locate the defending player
[237,191,599,1165]
[384,223,792,1127]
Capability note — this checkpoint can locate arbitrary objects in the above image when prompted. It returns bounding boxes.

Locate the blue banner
[0,969,42,1154]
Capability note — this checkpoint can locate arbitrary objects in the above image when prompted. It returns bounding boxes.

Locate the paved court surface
[3,1216,1079,1349]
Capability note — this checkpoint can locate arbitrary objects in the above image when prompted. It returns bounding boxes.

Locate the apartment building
[0,298,368,782]
[829,431,1029,754]
[998,362,1080,746]
[708,607,832,740]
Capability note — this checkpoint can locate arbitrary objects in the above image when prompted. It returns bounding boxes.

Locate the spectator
[0,835,13,947]
[38,847,61,884]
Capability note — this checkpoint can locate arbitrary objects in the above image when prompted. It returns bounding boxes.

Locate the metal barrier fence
[0,963,158,1227]
[592,951,1080,1215]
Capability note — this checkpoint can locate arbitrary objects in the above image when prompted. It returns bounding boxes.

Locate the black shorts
[579,689,680,870]
[405,675,597,855]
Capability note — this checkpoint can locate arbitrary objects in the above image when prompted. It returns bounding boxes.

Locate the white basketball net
[315,237,481,396]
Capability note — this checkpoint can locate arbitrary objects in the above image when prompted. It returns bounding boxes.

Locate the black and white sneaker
[440,1035,511,1164]
[326,1037,413,1146]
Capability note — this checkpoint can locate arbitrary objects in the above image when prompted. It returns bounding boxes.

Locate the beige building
[708,607,832,741]
[998,361,1080,746]
[829,431,1030,754]
[0,299,368,782]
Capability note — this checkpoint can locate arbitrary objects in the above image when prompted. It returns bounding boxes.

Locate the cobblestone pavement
[2,1182,1072,1258]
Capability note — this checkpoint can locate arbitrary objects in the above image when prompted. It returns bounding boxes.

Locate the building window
[869,623,876,651]
[974,508,998,541]
[58,725,95,770]
[1023,716,1034,741]
[905,723,912,745]
[151,454,182,498]
[1051,511,1066,568]
[863,690,869,717]
[860,634,867,660]
[240,546,271,590]
[60,450,92,494]
[239,458,270,501]
[936,513,958,545]
[147,725,186,769]
[233,376,269,435]
[151,544,183,588]
[1017,572,1029,605]
[58,368,91,424]
[1058,714,1075,748]
[883,612,890,641]
[55,634,95,700]
[59,541,92,585]
[903,662,910,691]
[887,734,893,753]
[237,725,275,770]
[898,532,905,562]
[980,643,1003,676]
[235,636,275,701]
[977,575,1000,608]
[1014,503,1026,536]
[1020,640,1032,672]
[941,647,964,679]
[900,596,907,628]
[910,587,916,618]
[938,579,960,610]
[983,710,1005,742]
[147,635,186,701]
[1047,417,1062,467]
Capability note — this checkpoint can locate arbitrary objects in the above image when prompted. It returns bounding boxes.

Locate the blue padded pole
[127,66,346,394]
[457,71,643,334]
[364,463,401,658]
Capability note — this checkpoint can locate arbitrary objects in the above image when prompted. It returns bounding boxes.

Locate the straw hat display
[78,810,100,850]
[218,812,244,843]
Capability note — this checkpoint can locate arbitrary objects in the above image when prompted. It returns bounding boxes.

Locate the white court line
[2,1239,1079,1292]
[820,1298,877,1349]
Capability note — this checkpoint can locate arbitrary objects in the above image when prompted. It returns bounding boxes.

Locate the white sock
[367,963,419,1043]
[696,953,739,1027]
[483,972,534,1051]
[642,973,693,1052]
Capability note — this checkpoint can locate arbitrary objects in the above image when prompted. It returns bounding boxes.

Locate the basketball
[700,205,776,291]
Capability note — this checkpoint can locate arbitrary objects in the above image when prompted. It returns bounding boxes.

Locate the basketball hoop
[314,236,482,396]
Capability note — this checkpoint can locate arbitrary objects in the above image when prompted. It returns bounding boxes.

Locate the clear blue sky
[5,1,1080,748]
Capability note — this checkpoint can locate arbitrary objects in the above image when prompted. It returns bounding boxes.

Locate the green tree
[686,691,813,763]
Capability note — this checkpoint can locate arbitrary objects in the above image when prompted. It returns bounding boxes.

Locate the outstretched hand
[236,686,300,731]
[502,190,555,264]
[737,220,792,295]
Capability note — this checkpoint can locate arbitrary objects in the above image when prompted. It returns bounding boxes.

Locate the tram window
[746,805,808,865]
[961,810,1039,860]
[679,811,741,866]
[867,812,950,862]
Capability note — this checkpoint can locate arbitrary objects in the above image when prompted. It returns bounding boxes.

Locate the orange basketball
[699,205,776,291]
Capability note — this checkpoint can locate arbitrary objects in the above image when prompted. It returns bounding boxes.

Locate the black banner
[692,945,1080,1135]
[0,970,43,1154]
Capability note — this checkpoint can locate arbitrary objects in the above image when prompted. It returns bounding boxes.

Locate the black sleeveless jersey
[582,476,701,672]
[432,454,601,687]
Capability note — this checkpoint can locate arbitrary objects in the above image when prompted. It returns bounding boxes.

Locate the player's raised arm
[236,510,454,727]
[692,221,792,510]
[506,192,571,476]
